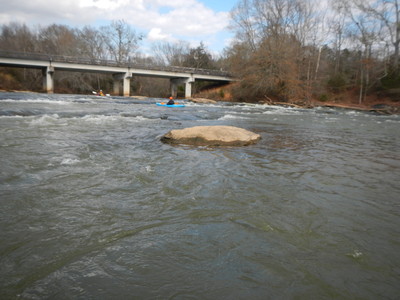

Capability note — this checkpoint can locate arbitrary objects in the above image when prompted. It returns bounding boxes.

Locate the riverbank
[194,84,400,114]
[292,100,400,114]
[190,95,400,114]
[308,93,400,114]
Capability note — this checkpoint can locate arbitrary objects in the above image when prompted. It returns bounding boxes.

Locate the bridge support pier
[170,77,194,98]
[113,72,132,96]
[42,66,54,93]
[170,79,178,98]
[184,79,192,98]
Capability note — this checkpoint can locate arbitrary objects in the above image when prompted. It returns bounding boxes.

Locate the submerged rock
[370,104,399,114]
[189,98,217,104]
[161,125,261,146]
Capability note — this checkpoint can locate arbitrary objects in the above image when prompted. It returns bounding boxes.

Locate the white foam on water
[230,111,263,115]
[262,108,302,115]
[75,114,154,125]
[385,119,400,123]
[0,99,71,105]
[218,114,249,120]
[184,101,212,106]
[347,250,364,259]
[129,115,154,122]
[60,158,81,165]
[324,117,339,122]
[30,114,61,125]
[344,110,362,116]
[241,103,267,109]
[0,115,26,119]
[81,114,119,123]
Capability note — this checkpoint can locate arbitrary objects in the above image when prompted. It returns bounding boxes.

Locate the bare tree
[334,0,383,103]
[183,42,215,69]
[0,22,37,52]
[77,26,107,60]
[38,24,79,55]
[230,0,258,51]
[228,0,320,102]
[329,0,348,74]
[100,20,143,63]
[353,0,400,72]
[151,41,190,66]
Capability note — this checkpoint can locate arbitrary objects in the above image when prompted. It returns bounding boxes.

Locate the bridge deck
[0,50,232,78]
[0,51,234,96]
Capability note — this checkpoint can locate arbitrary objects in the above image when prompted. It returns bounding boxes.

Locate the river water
[0,92,399,299]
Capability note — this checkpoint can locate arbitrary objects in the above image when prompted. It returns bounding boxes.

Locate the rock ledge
[161,125,261,146]
[189,98,217,104]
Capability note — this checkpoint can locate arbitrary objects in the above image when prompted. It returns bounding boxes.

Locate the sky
[0,0,237,55]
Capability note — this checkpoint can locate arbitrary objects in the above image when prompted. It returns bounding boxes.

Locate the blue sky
[0,0,238,56]
[201,0,235,12]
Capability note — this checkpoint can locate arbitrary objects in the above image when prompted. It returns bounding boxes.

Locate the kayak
[92,91,110,97]
[156,103,185,108]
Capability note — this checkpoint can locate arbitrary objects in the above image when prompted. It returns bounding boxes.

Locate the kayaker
[167,96,175,105]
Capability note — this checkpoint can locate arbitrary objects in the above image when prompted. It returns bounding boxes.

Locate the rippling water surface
[1,92,399,299]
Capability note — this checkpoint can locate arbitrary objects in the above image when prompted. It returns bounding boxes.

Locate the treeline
[223,0,400,104]
[1,0,400,103]
[0,20,218,96]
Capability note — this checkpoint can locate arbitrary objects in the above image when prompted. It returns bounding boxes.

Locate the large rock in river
[189,98,217,104]
[161,125,261,146]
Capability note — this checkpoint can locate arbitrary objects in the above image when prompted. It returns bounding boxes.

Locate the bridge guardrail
[0,50,232,77]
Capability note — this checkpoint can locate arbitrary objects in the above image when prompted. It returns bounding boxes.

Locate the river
[0,92,399,299]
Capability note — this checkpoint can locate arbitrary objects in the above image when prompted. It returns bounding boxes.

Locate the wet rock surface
[161,125,261,146]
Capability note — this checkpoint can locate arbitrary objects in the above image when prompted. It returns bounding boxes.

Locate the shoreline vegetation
[193,85,400,114]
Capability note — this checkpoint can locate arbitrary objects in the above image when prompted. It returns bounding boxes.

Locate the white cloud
[116,1,229,37]
[147,28,174,42]
[0,0,231,52]
[79,0,134,10]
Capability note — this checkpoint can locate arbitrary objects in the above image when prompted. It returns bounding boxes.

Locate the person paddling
[167,96,175,105]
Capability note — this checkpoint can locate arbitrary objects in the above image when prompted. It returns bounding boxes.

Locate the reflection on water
[0,92,399,299]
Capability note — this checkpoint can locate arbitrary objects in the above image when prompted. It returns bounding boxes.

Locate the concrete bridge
[0,51,234,97]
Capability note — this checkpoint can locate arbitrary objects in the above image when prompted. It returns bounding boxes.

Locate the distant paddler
[167,96,175,105]
[158,96,184,107]
[92,90,109,96]
[160,96,179,105]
